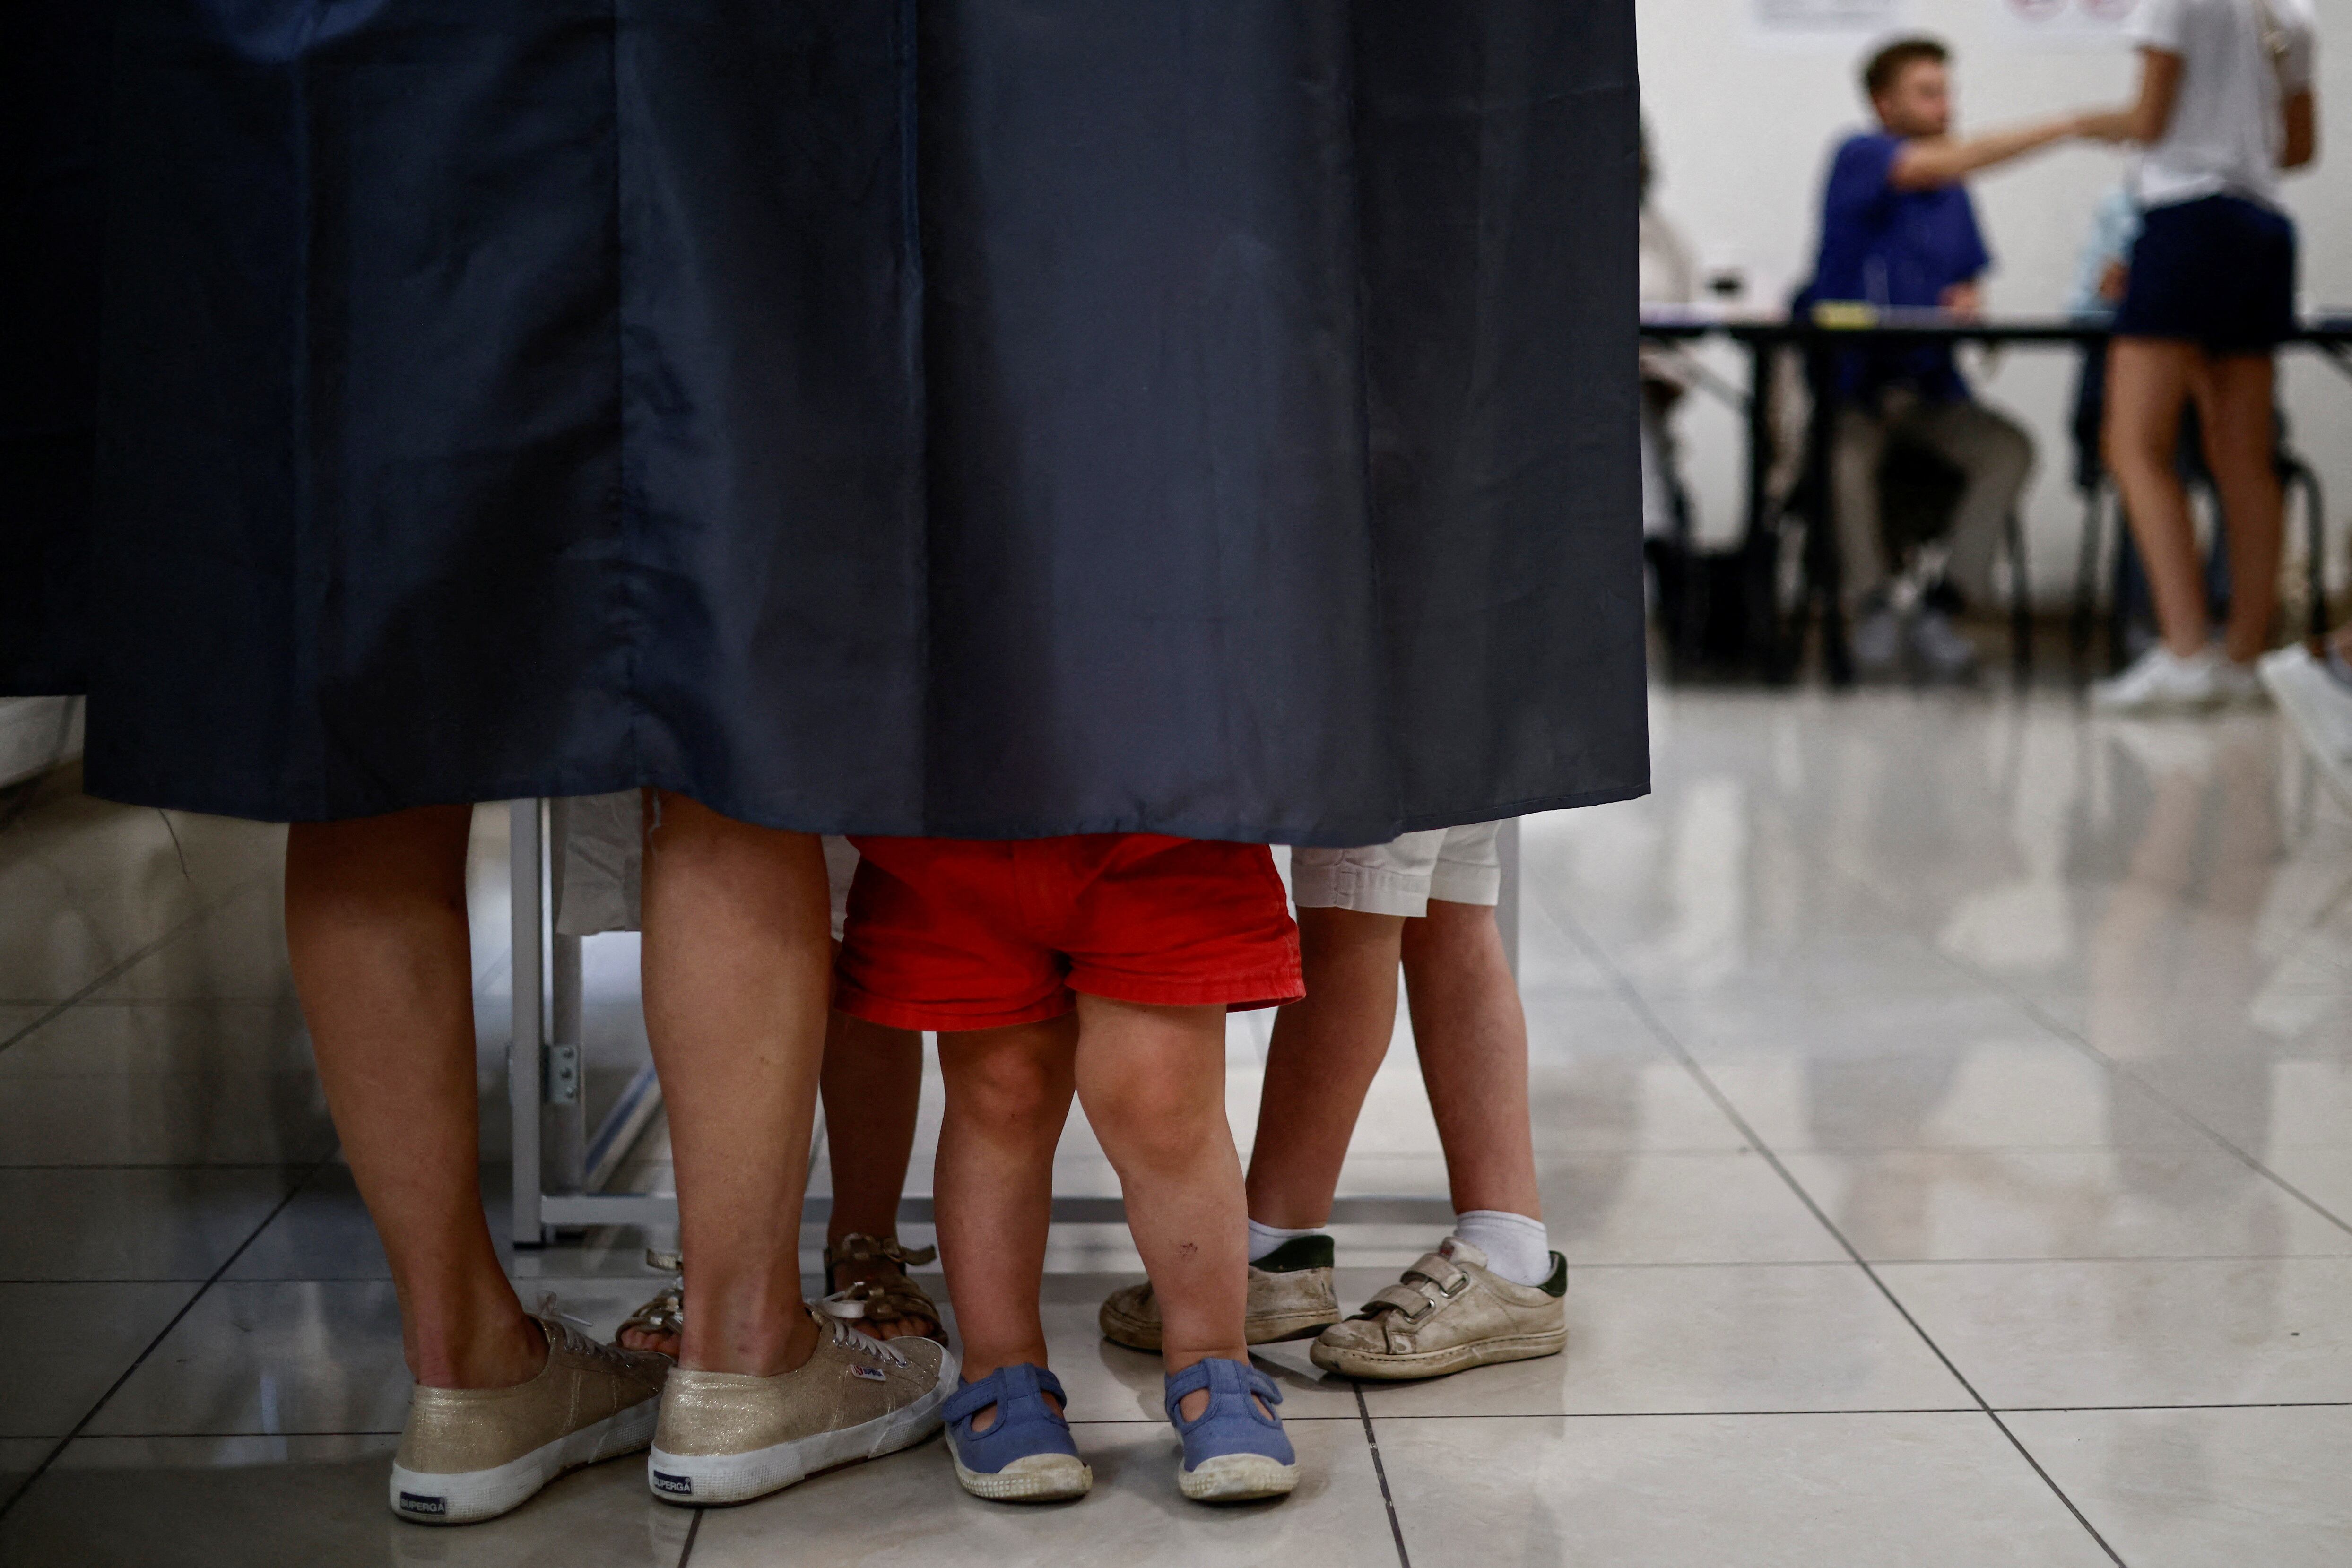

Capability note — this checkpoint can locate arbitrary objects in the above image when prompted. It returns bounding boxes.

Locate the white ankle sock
[1246,1219,1321,1263]
[1447,1210,1552,1287]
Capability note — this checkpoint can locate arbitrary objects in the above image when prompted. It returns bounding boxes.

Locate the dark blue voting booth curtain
[3,1,1647,845]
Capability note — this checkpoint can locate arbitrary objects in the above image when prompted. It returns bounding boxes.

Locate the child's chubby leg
[1070,996,1250,1401]
[933,1016,1093,1501]
[1074,995,1298,1501]
[935,1016,1077,1403]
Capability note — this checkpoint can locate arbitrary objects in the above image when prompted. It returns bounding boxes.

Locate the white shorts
[548,791,857,942]
[1289,821,1502,918]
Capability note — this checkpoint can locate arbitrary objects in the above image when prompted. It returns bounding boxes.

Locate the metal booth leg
[508,799,546,1247]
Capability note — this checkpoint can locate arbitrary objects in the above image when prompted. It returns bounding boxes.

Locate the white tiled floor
[3,687,2350,1565]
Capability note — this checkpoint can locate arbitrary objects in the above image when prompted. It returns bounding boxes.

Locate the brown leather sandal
[821,1232,949,1345]
[616,1248,685,1349]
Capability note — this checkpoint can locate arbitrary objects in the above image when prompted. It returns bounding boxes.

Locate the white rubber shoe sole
[391,1395,659,1524]
[646,1349,957,1506]
[1177,1451,1301,1503]
[949,1445,1093,1502]
[1310,1325,1567,1382]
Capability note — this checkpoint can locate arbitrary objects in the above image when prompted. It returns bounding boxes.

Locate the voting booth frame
[501,801,1518,1248]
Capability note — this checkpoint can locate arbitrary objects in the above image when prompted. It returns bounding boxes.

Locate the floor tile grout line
[1544,902,2131,1568]
[2003,989,2352,1241]
[1353,1383,1413,1568]
[1820,849,2352,1246]
[0,1151,334,1525]
[0,875,272,1062]
[676,1505,703,1567]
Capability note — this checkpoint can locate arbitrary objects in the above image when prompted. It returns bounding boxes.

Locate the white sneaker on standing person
[2084,0,2319,715]
[1097,823,1567,1381]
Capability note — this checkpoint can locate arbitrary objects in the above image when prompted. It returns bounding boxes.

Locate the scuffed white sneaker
[2260,645,2352,810]
[2092,646,2227,714]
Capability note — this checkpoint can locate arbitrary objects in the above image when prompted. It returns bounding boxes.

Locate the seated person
[1804,36,2110,677]
[1640,118,1702,544]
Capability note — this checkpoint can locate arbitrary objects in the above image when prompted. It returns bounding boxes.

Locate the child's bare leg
[935,1016,1079,1418]
[1400,900,1541,1220]
[1072,996,1250,1419]
[821,1013,934,1337]
[1244,908,1406,1228]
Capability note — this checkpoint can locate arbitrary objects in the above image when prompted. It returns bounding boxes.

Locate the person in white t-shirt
[2087,0,2320,713]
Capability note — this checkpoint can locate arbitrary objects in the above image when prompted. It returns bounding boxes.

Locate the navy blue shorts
[2115,195,2298,355]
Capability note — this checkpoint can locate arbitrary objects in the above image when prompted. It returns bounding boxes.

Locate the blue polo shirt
[1804,130,1991,402]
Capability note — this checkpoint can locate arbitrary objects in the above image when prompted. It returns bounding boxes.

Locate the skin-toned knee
[949,1045,1068,1135]
[1085,1075,1219,1170]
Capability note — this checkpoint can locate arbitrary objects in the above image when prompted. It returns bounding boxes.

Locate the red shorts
[835,834,1303,1032]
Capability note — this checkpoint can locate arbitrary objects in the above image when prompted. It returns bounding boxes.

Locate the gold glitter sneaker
[1310,1239,1566,1381]
[389,1313,671,1525]
[1099,1235,1340,1352]
[647,1304,958,1505]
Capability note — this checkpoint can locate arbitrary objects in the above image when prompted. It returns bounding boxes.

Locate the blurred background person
[2090,0,2320,713]
[1640,118,1703,550]
[2067,184,2233,667]
[1804,36,2114,680]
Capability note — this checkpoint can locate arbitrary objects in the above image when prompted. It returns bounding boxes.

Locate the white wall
[1639,0,2352,607]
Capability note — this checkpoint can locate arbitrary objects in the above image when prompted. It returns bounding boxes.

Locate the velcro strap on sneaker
[1364,1282,1441,1322]
[1399,1252,1470,1298]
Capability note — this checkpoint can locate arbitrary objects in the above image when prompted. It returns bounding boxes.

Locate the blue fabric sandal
[943,1363,1092,1502]
[1163,1358,1300,1503]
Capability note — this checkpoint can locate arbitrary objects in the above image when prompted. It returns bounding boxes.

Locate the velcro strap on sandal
[944,1362,1065,1426]
[1162,1357,1282,1425]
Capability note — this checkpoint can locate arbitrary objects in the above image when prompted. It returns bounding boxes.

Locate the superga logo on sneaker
[850,1364,887,1381]
[397,1492,448,1516]
[651,1471,694,1496]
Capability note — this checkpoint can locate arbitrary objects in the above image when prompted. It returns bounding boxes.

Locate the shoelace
[816,1301,912,1367]
[532,1294,609,1358]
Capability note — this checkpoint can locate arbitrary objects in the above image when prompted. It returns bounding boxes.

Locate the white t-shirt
[2131,0,2317,209]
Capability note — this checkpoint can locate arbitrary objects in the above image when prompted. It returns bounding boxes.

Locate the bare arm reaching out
[1889,113,2107,191]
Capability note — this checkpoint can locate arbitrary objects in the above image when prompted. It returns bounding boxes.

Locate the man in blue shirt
[1807,37,2112,677]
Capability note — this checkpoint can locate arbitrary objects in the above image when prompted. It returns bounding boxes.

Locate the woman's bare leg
[2196,354,2285,665]
[286,806,540,1391]
[2105,338,2210,658]
[616,986,928,1357]
[639,791,833,1377]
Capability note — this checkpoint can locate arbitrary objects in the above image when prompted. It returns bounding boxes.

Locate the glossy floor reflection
[2,687,2349,1565]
